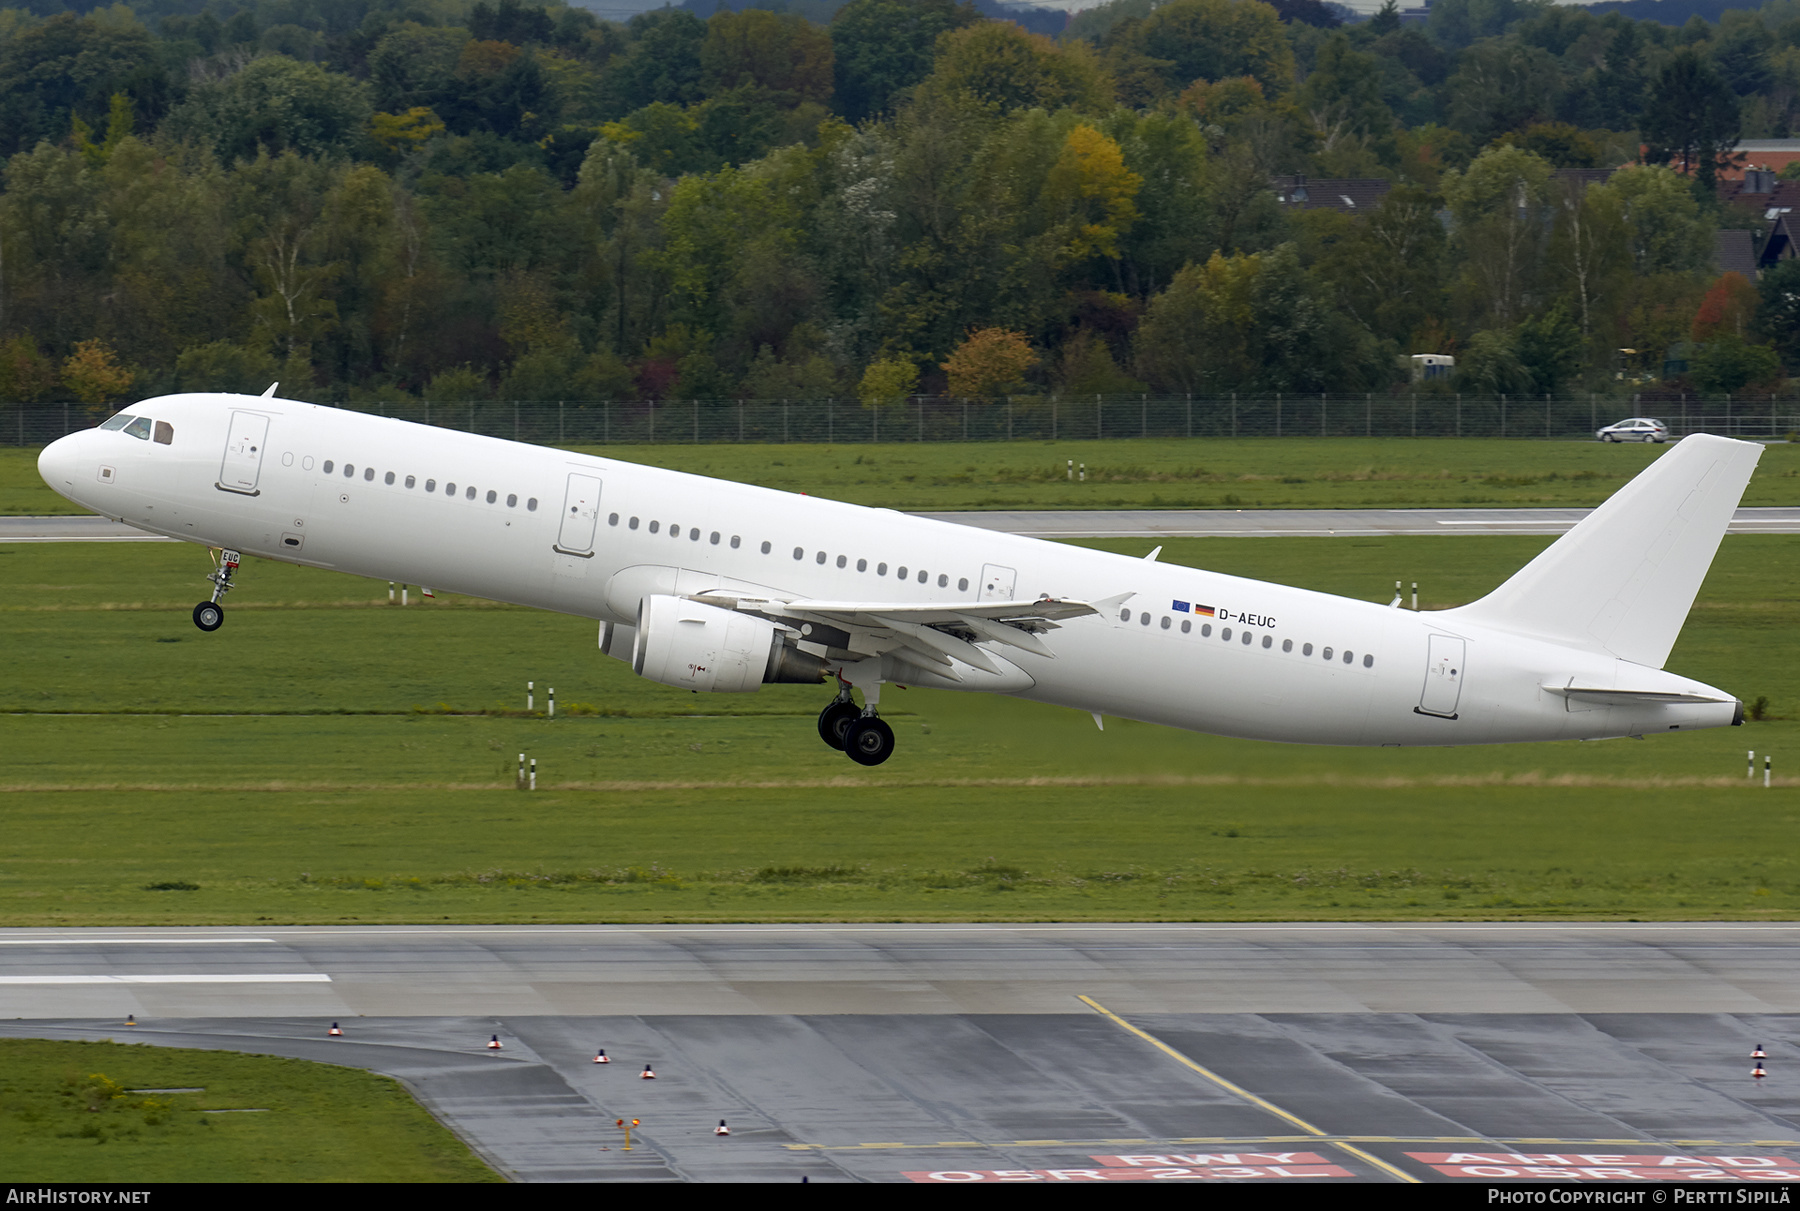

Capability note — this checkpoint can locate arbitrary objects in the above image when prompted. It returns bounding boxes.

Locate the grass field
[3,531,1796,924]
[8,436,1800,515]
[0,1038,499,1181]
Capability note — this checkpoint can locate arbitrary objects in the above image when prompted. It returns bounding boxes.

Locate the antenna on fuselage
[260,382,278,398]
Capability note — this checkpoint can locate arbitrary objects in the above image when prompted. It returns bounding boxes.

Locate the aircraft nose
[37,432,86,498]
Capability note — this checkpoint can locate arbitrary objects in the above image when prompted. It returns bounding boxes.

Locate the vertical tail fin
[1445,434,1761,668]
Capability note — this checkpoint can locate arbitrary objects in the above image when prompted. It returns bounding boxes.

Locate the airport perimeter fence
[9,392,1800,448]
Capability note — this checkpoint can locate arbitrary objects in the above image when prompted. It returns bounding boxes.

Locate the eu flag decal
[1172,601,1190,613]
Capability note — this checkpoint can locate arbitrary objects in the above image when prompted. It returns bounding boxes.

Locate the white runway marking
[0,973,329,984]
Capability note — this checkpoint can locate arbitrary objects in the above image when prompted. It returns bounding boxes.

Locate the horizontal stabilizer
[1447,435,1761,668]
[1542,685,1733,706]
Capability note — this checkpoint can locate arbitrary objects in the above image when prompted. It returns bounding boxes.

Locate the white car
[1596,417,1669,443]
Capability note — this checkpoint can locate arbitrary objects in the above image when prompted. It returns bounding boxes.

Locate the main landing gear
[193,548,240,632]
[817,676,896,766]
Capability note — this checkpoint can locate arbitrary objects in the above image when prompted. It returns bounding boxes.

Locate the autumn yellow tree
[61,339,134,405]
[941,328,1037,398]
[1042,124,1141,265]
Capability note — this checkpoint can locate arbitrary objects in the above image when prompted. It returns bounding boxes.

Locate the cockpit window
[153,421,173,445]
[122,417,154,440]
[99,414,134,431]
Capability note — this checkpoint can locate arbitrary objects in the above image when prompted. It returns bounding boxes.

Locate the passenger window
[1201,624,1212,637]
[1262,635,1272,649]
[153,421,174,445]
[897,566,908,579]
[690,528,700,541]
[486,490,496,503]
[608,512,617,524]
[1241,631,1252,645]
[527,498,537,511]
[466,486,476,500]
[446,482,456,495]
[1119,608,1131,622]
[1322,647,1333,660]
[630,517,639,530]
[937,574,947,587]
[836,555,847,568]
[384,471,395,485]
[917,570,927,583]
[858,559,868,572]
[1343,650,1354,664]
[1282,639,1292,652]
[123,417,153,440]
[1139,612,1150,626]
[759,540,769,553]
[650,521,660,534]
[816,551,827,564]
[1222,628,1232,641]
[1363,654,1374,668]
[1181,620,1192,634]
[793,547,804,560]
[957,577,967,591]
[711,532,720,545]
[365,467,375,481]
[509,495,518,508]
[1160,616,1170,630]
[324,461,335,474]
[405,475,415,489]
[731,536,741,549]
[878,563,888,576]
[424,478,434,491]
[345,464,355,477]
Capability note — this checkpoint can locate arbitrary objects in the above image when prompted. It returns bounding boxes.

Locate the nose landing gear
[193,549,240,632]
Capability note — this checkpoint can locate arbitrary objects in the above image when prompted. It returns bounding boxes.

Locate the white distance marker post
[1766,755,1773,789]
[401,585,408,606]
[549,687,555,720]
[517,753,524,791]
[530,758,537,792]
[1412,582,1418,611]
[388,581,395,603]
[1750,750,1757,780]
[528,681,534,713]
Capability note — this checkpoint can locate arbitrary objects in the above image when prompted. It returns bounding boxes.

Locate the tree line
[3,0,1800,409]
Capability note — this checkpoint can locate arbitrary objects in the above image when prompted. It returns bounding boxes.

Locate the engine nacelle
[631,595,824,692]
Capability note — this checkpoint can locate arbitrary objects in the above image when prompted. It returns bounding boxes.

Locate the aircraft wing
[689,590,1133,677]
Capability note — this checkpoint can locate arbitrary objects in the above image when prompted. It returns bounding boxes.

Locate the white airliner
[36,391,1760,765]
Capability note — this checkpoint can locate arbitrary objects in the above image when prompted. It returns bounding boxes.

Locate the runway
[4,924,1799,1183]
[10,507,1800,544]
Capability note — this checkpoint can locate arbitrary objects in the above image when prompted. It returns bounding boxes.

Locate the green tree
[831,0,979,123]
[1113,0,1295,99]
[1442,144,1555,328]
[1641,47,1742,194]
[920,22,1113,116]
[701,9,834,106]
[163,57,372,164]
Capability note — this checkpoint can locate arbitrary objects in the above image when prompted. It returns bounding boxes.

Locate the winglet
[261,382,279,398]
[1144,546,1162,562]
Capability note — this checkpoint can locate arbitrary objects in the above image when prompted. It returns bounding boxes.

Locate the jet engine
[629,594,825,692]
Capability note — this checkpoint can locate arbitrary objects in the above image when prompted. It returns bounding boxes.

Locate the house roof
[1272,176,1393,214]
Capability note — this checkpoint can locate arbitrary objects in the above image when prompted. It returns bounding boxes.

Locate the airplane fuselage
[36,394,1745,749]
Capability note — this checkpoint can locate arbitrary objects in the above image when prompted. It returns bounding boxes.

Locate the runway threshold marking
[0,974,330,984]
[790,1134,1800,1154]
[1076,994,1418,1184]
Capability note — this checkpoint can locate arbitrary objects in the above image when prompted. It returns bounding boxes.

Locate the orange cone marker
[1754,1044,1767,1058]
[125,1014,136,1027]
[641,1064,656,1079]
[715,1120,730,1136]
[1754,1062,1767,1080]
[487,1034,503,1050]
[594,1048,610,1064]
[328,1022,342,1037]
